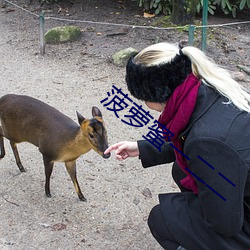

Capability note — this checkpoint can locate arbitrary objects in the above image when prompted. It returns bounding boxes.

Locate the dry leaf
[142,187,152,198]
[51,223,67,231]
[143,12,155,18]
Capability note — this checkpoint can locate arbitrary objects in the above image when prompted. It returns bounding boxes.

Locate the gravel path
[0,4,176,250]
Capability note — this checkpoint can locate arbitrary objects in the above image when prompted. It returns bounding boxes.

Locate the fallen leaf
[143,12,155,18]
[142,187,152,198]
[51,223,67,231]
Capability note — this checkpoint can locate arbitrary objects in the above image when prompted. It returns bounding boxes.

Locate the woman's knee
[148,205,179,249]
[148,204,161,233]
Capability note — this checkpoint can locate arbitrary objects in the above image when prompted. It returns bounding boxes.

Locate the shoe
[176,246,187,250]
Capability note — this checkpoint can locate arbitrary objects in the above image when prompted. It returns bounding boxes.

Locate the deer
[0,94,110,202]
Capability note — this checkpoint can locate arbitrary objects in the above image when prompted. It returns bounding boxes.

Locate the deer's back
[0,94,79,147]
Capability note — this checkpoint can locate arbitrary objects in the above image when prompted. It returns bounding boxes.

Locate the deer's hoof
[79,196,87,202]
[46,193,52,198]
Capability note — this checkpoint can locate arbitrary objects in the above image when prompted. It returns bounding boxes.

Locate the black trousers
[148,162,188,250]
[148,162,250,250]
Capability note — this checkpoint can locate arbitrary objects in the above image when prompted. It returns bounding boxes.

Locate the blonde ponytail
[182,46,250,112]
[133,42,250,112]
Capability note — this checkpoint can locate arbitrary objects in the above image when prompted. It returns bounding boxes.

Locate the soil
[0,0,249,249]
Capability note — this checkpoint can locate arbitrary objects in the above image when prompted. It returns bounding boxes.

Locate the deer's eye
[89,133,94,139]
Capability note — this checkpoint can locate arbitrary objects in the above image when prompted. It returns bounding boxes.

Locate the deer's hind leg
[65,161,86,202]
[10,141,26,172]
[0,126,5,159]
[43,155,54,198]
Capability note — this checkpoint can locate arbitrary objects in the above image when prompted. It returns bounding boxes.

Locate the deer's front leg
[65,160,86,202]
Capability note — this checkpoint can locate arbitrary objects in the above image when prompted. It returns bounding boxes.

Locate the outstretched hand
[104,141,139,160]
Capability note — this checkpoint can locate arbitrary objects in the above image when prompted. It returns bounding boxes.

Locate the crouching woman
[105,42,250,250]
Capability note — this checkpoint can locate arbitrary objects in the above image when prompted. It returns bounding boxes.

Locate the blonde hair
[134,42,250,113]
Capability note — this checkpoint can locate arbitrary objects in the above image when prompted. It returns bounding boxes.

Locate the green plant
[135,0,250,18]
[197,0,217,15]
[213,0,237,17]
[136,0,172,15]
[197,0,250,18]
[239,0,250,9]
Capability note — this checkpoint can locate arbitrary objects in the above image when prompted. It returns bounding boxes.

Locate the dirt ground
[0,0,249,249]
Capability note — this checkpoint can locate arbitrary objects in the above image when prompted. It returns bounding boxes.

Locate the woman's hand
[104,141,139,160]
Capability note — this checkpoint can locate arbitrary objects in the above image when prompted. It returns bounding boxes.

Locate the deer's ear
[92,106,102,118]
[76,111,85,125]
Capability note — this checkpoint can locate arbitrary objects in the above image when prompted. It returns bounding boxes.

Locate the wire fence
[3,0,250,55]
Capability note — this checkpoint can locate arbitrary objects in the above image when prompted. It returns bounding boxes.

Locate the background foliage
[135,0,250,17]
[38,0,250,18]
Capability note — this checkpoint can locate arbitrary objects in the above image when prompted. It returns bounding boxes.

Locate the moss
[112,48,138,67]
[152,16,172,27]
[45,26,82,44]
[152,16,198,32]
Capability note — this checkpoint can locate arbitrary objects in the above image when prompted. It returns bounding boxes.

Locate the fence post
[202,0,208,51]
[39,11,45,55]
[0,0,5,8]
[188,25,195,46]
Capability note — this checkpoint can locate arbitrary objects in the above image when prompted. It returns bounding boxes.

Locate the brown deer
[0,94,110,201]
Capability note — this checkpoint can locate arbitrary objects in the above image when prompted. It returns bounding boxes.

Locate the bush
[135,0,172,15]
[135,0,250,18]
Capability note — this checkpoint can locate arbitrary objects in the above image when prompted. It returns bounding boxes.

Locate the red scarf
[158,73,201,194]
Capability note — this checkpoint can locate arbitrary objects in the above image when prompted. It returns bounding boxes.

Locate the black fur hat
[125,52,192,103]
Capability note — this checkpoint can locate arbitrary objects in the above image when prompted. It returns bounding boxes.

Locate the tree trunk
[171,0,198,25]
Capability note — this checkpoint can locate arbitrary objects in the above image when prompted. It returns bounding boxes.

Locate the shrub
[136,0,250,17]
[135,0,172,15]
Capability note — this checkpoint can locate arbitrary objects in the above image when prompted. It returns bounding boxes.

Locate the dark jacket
[138,84,250,250]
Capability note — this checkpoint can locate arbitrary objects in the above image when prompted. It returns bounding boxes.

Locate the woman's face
[145,102,166,112]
